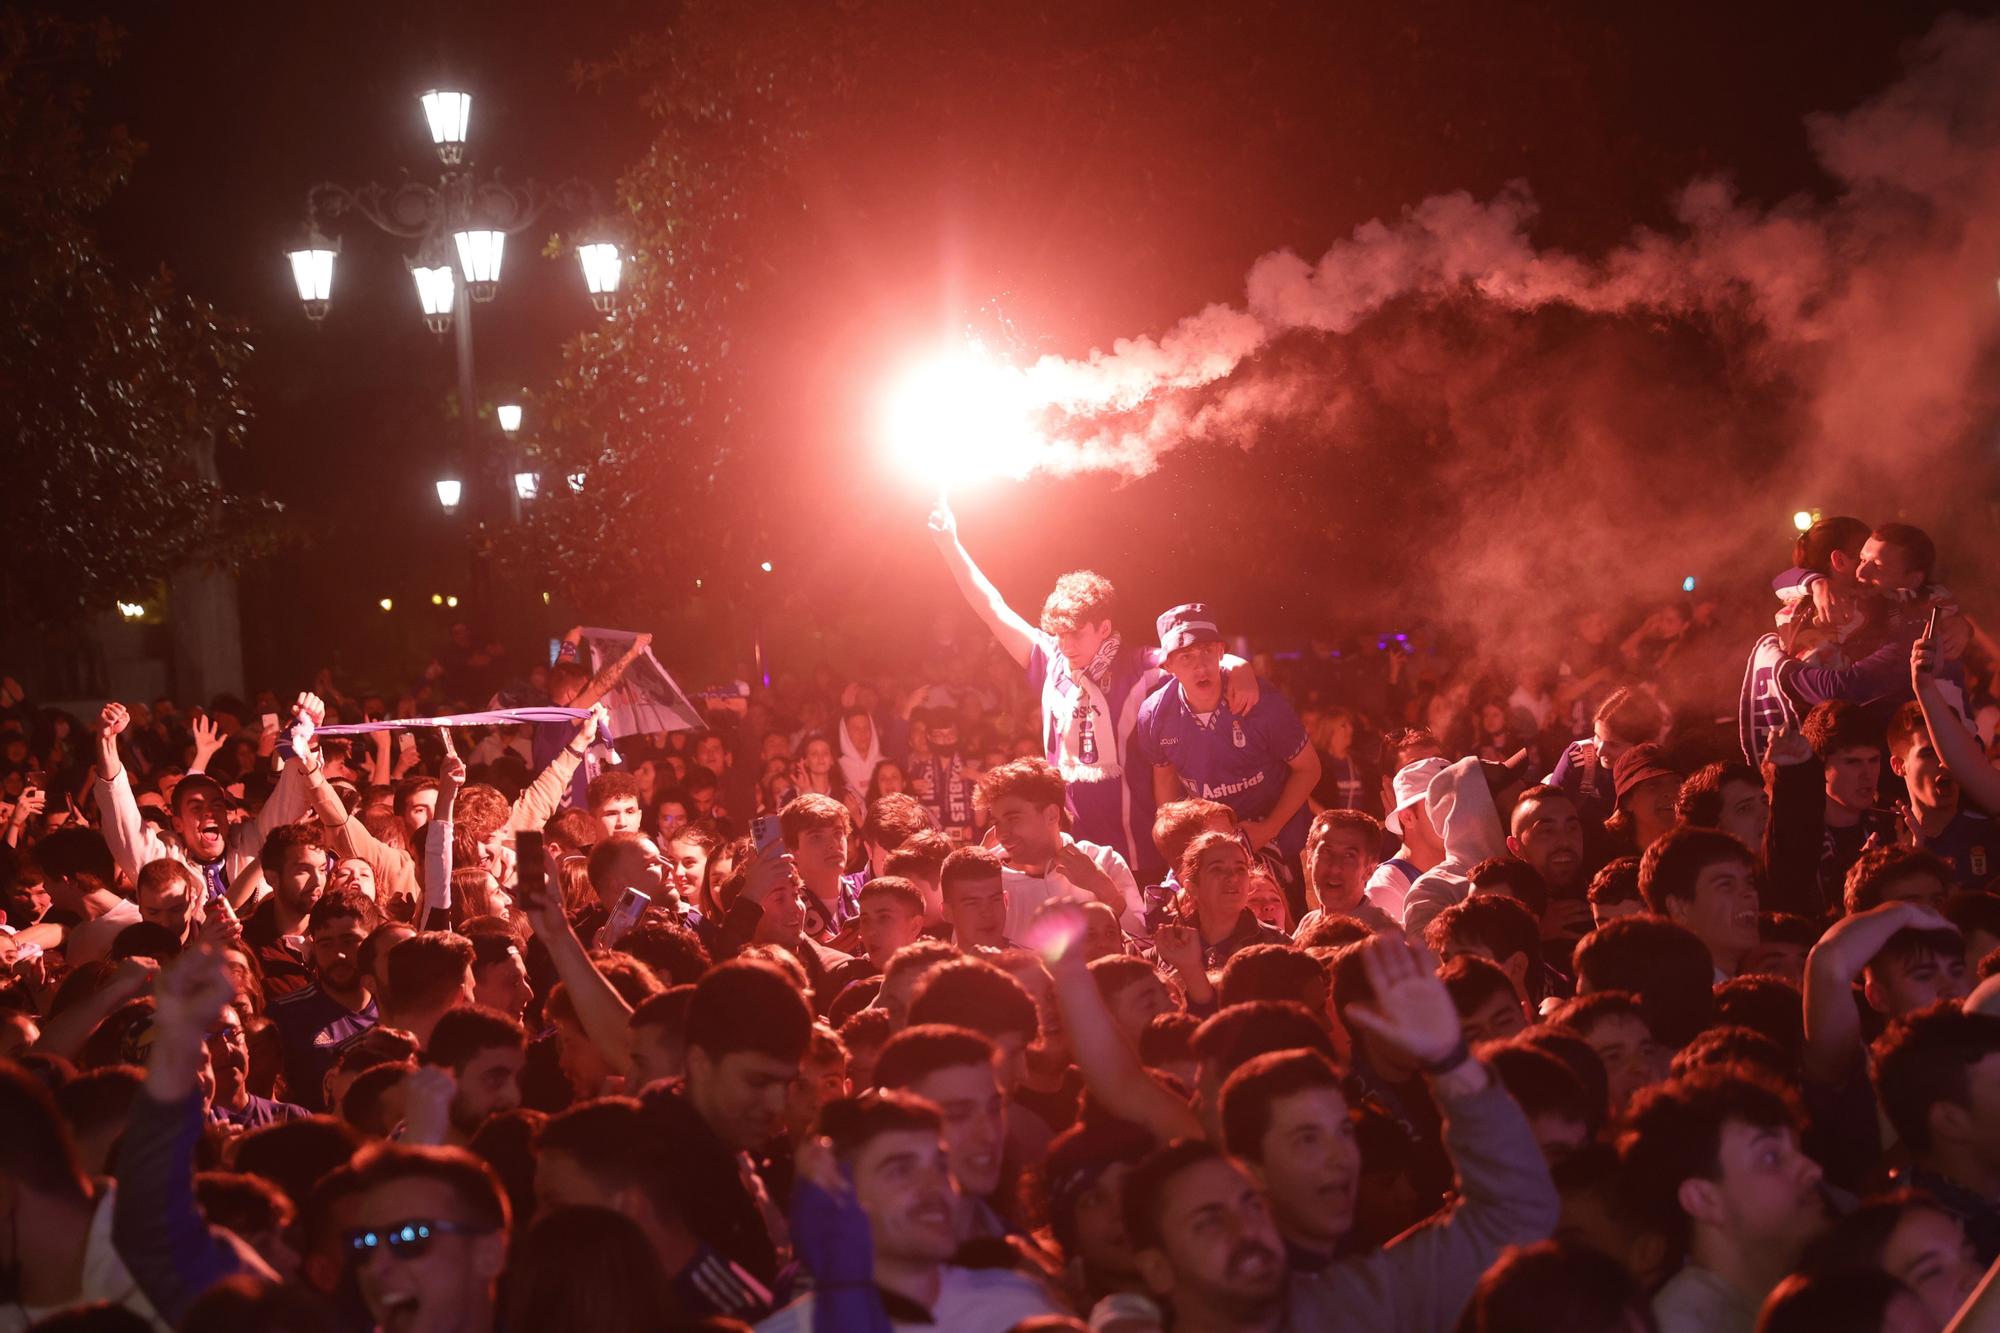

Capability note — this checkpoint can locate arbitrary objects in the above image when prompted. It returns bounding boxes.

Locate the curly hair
[1039,570,1118,636]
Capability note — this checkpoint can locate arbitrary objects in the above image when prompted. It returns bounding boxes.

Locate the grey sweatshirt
[1284,1064,1560,1333]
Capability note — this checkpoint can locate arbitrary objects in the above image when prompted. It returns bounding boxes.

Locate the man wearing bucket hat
[1135,604,1320,868]
[1366,757,1449,924]
[929,504,1259,883]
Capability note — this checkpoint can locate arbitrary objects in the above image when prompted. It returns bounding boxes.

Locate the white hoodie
[1400,756,1510,940]
[837,714,885,795]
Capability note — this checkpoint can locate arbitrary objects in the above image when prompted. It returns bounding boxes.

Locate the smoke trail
[1021,12,2000,512]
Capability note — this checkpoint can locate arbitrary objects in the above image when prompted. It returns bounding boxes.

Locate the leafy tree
[0,13,266,625]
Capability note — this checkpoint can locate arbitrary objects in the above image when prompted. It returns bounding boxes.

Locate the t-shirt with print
[1927,807,1997,890]
[1134,679,1312,858]
[1025,632,1170,880]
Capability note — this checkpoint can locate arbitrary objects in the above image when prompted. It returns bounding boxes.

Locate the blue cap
[1156,603,1223,655]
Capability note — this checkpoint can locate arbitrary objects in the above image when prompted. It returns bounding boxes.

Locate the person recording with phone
[3,769,45,847]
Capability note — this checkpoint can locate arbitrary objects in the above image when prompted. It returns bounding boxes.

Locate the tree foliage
[0,13,266,625]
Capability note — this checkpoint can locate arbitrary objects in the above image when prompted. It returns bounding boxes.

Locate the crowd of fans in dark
[1,508,1999,1333]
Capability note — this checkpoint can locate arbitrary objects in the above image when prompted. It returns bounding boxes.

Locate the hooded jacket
[837,714,885,796]
[1400,756,1509,940]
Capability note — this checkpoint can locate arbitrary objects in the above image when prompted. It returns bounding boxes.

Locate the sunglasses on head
[345,1219,486,1261]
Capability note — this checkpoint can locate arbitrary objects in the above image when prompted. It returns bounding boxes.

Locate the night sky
[72,0,2000,689]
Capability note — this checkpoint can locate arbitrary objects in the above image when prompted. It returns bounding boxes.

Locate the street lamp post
[284,86,625,632]
[283,89,622,507]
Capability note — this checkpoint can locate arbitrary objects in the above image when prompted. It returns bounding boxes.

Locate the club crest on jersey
[1231,718,1246,748]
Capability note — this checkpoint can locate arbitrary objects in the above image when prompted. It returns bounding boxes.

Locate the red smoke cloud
[1023,13,2000,514]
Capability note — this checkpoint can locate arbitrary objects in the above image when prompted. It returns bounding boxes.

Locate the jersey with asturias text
[1134,677,1312,858]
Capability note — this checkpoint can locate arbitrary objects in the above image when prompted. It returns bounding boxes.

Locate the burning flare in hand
[881,341,1046,495]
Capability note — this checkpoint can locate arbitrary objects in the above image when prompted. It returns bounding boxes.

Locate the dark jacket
[113,1091,275,1326]
[639,1082,782,1288]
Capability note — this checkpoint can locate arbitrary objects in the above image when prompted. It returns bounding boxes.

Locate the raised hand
[99,701,130,740]
[576,702,610,748]
[1912,635,1940,688]
[7,787,45,829]
[290,692,324,753]
[1765,717,1813,768]
[742,838,802,909]
[151,946,231,1035]
[438,733,468,797]
[927,498,957,547]
[189,713,225,771]
[1341,935,1463,1069]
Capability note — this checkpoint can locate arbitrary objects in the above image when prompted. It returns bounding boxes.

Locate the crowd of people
[2,506,2000,1332]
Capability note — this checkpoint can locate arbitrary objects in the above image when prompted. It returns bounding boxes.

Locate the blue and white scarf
[1044,634,1124,785]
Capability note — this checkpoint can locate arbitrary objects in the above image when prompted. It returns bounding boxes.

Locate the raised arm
[92,702,167,882]
[1804,900,1955,1083]
[230,693,326,858]
[1037,900,1202,1143]
[301,750,419,911]
[510,704,602,830]
[186,713,225,777]
[570,632,655,711]
[4,786,45,847]
[1914,638,2000,814]
[117,945,275,1322]
[421,739,465,931]
[1289,943,1557,1332]
[522,890,635,1077]
[927,499,1036,669]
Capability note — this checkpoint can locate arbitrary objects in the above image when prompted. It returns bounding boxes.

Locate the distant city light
[760,561,774,573]
[431,594,444,606]
[116,601,145,620]
[1682,576,1696,593]
[446,595,460,608]
[436,478,463,512]
[378,598,394,612]
[497,403,523,434]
